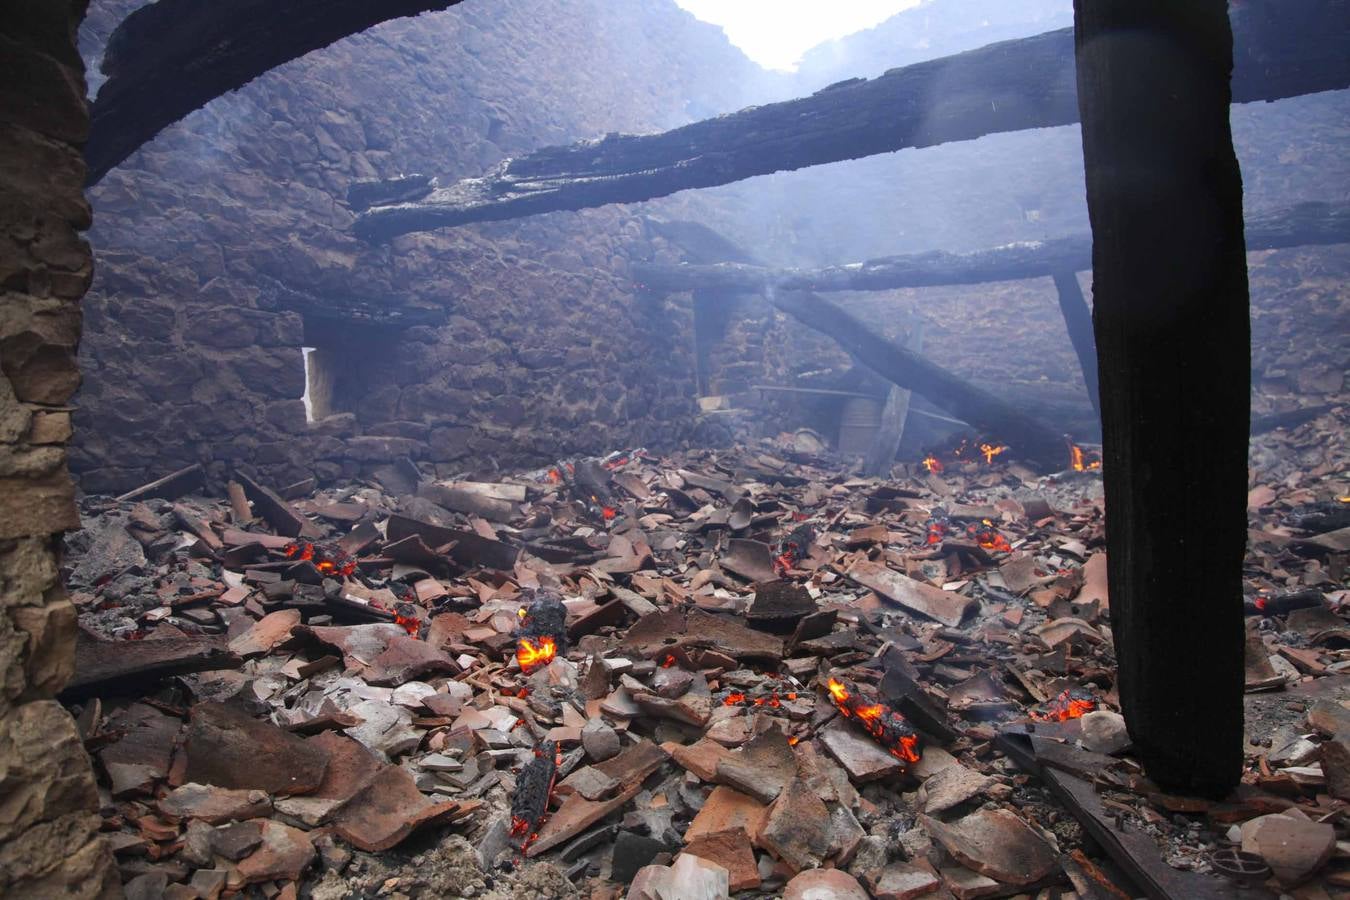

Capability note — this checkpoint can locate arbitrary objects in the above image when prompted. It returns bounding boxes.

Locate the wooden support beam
[355,0,1350,239]
[1051,272,1100,420]
[85,0,461,185]
[767,291,1065,472]
[630,201,1350,295]
[1074,0,1248,797]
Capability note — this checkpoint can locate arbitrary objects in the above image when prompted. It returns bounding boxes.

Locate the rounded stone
[581,719,620,762]
[783,868,870,900]
[1079,710,1130,754]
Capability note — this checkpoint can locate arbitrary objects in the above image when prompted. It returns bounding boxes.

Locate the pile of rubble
[62,406,1349,900]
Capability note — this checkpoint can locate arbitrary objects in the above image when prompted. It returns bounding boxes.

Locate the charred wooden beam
[630,202,1350,295]
[768,291,1066,472]
[85,0,461,185]
[1075,0,1248,797]
[355,0,1350,239]
[1051,272,1100,421]
[64,630,240,699]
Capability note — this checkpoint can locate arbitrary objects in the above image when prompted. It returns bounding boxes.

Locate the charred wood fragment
[1074,0,1249,797]
[1051,272,1100,421]
[355,0,1350,239]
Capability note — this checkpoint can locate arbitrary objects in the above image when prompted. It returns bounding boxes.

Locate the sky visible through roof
[674,0,922,71]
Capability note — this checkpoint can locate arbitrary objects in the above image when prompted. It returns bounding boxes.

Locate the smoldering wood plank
[630,202,1350,295]
[85,0,463,185]
[354,0,1350,239]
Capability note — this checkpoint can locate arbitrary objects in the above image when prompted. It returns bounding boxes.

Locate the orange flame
[825,678,920,764]
[979,443,1007,464]
[723,692,746,706]
[1031,688,1097,722]
[394,613,421,637]
[922,454,944,474]
[602,507,617,521]
[1070,444,1102,472]
[661,654,677,668]
[517,636,557,673]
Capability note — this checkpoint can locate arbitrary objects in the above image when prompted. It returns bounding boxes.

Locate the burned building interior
[3,0,1349,898]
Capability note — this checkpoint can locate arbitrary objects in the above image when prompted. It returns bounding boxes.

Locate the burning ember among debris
[773,522,816,576]
[514,590,568,673]
[921,437,1011,473]
[1031,687,1098,722]
[1067,439,1103,472]
[510,739,560,850]
[825,677,921,764]
[719,689,798,708]
[924,511,950,546]
[966,518,1013,553]
[283,540,357,577]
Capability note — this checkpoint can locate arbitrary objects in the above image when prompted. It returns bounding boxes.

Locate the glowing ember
[510,739,561,851]
[1031,687,1098,722]
[283,541,357,577]
[516,636,557,673]
[773,523,816,577]
[979,442,1007,464]
[923,511,950,547]
[720,689,797,708]
[922,454,944,474]
[547,468,562,483]
[514,590,569,674]
[825,677,921,764]
[966,519,1012,553]
[392,601,421,637]
[661,654,677,668]
[602,506,617,521]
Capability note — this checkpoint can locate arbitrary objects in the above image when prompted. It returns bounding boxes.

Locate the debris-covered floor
[66,408,1349,900]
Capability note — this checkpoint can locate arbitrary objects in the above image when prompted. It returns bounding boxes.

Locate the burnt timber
[353,0,1350,240]
[85,0,462,185]
[630,202,1350,295]
[768,291,1066,472]
[1075,0,1249,797]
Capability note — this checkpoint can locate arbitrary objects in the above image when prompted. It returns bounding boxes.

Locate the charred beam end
[256,275,449,328]
[85,0,461,185]
[346,174,436,213]
[353,0,1350,240]
[630,202,1350,295]
[1075,0,1248,797]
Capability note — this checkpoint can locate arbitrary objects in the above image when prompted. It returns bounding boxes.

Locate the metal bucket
[837,397,883,456]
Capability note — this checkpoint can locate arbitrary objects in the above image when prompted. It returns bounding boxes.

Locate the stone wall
[0,2,120,897]
[72,0,772,494]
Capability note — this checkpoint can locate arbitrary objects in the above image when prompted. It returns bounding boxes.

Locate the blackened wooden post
[1050,272,1100,421]
[1073,1,1249,796]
